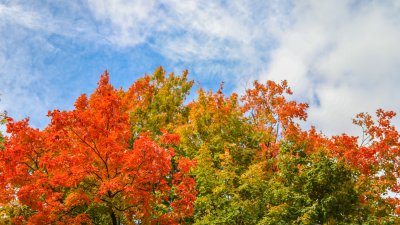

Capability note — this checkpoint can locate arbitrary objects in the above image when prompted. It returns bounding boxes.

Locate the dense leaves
[0,71,196,225]
[1,67,399,224]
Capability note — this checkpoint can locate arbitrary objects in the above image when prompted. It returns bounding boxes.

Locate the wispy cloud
[1,0,399,136]
[0,1,98,128]
[86,0,287,80]
[0,2,51,127]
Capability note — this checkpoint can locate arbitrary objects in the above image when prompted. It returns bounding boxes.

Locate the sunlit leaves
[1,67,399,224]
[0,69,196,225]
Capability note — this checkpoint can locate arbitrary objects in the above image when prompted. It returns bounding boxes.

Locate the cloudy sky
[1,0,399,136]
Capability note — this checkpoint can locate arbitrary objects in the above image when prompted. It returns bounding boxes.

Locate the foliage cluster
[0,67,399,224]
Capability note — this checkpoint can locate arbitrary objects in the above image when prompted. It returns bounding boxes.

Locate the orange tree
[0,71,196,225]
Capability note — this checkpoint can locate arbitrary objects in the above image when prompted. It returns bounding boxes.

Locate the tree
[174,81,311,224]
[329,109,400,224]
[259,142,361,225]
[178,87,261,224]
[0,71,196,225]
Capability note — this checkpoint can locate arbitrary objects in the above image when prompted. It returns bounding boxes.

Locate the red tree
[0,71,196,225]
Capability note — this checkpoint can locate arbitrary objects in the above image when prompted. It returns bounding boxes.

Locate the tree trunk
[110,209,118,225]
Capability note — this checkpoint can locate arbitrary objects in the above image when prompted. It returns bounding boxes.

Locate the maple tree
[329,110,400,224]
[0,70,196,225]
[1,67,399,224]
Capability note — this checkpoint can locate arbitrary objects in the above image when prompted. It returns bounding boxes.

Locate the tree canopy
[1,67,399,224]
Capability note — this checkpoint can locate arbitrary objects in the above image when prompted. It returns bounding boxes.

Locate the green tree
[177,80,308,224]
[179,88,261,224]
[126,67,194,140]
[259,142,361,225]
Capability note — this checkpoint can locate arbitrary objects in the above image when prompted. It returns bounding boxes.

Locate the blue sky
[1,0,400,136]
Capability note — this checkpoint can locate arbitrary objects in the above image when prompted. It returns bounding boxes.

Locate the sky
[1,0,400,136]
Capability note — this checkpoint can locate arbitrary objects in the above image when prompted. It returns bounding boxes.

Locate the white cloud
[87,0,159,46]
[0,3,50,127]
[261,0,400,136]
[85,0,287,80]
[0,1,99,128]
[0,3,42,29]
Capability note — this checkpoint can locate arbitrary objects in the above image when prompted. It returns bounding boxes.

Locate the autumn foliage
[1,67,399,224]
[0,71,196,225]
